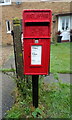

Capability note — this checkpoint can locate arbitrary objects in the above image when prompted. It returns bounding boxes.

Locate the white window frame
[58,16,70,32]
[0,0,11,6]
[6,20,11,33]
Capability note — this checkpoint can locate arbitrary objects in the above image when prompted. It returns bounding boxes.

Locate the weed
[32,108,43,118]
[53,73,59,80]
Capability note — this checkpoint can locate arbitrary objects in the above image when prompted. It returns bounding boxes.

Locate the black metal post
[32,75,39,108]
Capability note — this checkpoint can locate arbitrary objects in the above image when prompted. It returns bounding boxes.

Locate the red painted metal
[22,9,52,75]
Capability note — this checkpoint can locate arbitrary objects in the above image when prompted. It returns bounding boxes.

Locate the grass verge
[50,42,71,73]
[4,76,71,119]
[0,68,15,72]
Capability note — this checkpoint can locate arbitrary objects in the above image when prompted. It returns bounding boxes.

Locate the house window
[6,20,11,33]
[62,17,65,30]
[0,0,4,3]
[0,0,11,5]
[66,18,69,30]
[61,16,70,31]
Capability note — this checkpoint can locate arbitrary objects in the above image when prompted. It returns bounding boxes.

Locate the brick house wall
[1,2,70,45]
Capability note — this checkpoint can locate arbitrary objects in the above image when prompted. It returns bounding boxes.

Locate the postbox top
[23,9,52,21]
[23,9,52,12]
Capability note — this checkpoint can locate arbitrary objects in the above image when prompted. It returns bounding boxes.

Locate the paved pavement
[0,55,71,119]
[44,73,70,84]
[0,72,2,120]
[0,45,14,67]
[0,55,16,119]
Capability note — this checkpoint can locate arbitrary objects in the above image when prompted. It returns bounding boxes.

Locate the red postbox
[22,9,52,75]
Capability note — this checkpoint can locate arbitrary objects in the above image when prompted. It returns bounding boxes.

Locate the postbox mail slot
[24,22,50,38]
[25,22,49,26]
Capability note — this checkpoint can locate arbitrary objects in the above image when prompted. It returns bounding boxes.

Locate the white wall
[70,15,72,29]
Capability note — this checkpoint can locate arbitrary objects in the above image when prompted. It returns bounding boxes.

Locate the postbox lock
[35,39,39,43]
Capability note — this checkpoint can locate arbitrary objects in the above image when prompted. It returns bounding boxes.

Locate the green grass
[5,76,71,119]
[0,68,15,72]
[50,42,71,73]
[40,81,70,118]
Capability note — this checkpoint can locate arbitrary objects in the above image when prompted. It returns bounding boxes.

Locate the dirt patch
[0,45,14,67]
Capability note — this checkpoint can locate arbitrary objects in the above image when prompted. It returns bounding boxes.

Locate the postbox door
[24,38,50,75]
